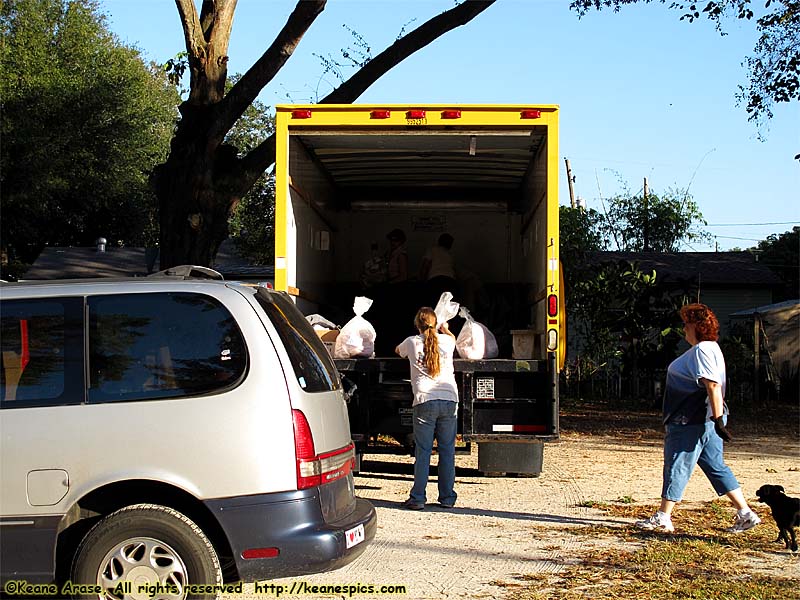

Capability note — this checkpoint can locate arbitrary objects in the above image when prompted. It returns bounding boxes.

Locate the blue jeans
[662,417,740,502]
[409,400,458,505]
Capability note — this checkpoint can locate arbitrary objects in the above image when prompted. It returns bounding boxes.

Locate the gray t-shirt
[662,341,727,425]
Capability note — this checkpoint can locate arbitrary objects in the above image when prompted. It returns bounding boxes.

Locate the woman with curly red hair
[636,303,761,534]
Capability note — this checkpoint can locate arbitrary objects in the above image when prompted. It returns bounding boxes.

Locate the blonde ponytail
[414,307,440,378]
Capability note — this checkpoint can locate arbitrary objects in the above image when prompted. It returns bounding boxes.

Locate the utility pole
[565,158,576,209]
[643,177,650,251]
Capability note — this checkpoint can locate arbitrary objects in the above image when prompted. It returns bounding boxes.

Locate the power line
[713,235,764,241]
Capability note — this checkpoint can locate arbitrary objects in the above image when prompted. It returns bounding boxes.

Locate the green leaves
[1,0,179,274]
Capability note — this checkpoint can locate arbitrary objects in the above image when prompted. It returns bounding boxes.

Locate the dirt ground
[240,403,800,600]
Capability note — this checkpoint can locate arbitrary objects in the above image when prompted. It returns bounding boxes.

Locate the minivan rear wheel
[70,503,222,600]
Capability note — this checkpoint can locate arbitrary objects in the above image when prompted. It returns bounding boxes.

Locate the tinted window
[88,292,247,403]
[0,298,84,407]
[256,290,340,393]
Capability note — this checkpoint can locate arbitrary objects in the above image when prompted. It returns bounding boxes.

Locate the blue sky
[100,0,798,251]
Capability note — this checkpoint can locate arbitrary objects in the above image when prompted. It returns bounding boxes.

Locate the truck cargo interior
[286,128,552,358]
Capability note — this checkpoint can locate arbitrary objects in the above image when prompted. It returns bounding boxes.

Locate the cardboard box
[510,329,537,359]
[315,328,339,357]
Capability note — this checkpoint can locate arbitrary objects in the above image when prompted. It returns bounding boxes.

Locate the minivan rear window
[88,292,247,403]
[256,290,340,393]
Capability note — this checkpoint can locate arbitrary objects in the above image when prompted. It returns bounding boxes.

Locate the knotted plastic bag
[455,307,498,359]
[433,292,459,327]
[334,297,376,358]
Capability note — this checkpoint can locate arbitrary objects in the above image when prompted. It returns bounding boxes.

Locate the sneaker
[728,510,761,533]
[635,512,675,533]
[401,499,424,511]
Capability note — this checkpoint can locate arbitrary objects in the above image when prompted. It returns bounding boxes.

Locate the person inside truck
[360,242,387,289]
[385,228,408,284]
[395,307,459,510]
[419,233,458,307]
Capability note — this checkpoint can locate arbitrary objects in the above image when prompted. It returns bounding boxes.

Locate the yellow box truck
[274,104,563,475]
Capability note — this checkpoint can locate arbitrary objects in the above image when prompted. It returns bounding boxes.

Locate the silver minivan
[0,274,376,597]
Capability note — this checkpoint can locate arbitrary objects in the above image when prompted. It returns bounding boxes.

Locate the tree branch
[175,0,205,58]
[321,0,495,104]
[199,0,237,54]
[238,0,495,191]
[210,0,326,145]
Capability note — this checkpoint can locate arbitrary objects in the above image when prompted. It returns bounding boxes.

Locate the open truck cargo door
[273,104,561,475]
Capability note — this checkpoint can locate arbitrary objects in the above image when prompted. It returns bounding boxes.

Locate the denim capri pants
[662,418,740,502]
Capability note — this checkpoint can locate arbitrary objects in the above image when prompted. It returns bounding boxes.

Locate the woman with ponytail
[396,307,459,510]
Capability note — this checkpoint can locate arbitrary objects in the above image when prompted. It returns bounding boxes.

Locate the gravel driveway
[238,423,799,599]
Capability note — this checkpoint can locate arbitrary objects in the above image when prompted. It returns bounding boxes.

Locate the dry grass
[505,499,799,600]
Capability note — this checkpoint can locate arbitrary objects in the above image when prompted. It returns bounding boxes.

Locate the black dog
[756,484,800,552]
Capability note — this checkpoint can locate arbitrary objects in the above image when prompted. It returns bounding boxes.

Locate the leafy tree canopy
[752,226,799,300]
[224,75,276,265]
[0,0,179,276]
[569,1,800,127]
[602,186,712,252]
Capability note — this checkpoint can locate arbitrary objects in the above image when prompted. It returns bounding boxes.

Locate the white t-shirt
[423,245,456,280]
[397,334,459,406]
[663,340,727,424]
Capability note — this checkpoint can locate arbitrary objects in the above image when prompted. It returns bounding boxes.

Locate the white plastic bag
[334,297,376,358]
[434,292,459,327]
[455,307,498,359]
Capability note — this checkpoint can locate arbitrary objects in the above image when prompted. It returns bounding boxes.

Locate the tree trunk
[157,0,495,270]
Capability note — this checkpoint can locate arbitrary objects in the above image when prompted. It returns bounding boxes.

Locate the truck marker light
[547,329,558,351]
[242,548,280,559]
[371,110,391,119]
[406,109,426,119]
[520,109,541,119]
[292,109,312,119]
[547,294,558,317]
[441,110,461,119]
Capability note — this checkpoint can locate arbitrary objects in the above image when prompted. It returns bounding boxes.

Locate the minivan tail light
[292,409,355,489]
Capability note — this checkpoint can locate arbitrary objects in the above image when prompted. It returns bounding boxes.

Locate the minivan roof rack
[148,265,224,280]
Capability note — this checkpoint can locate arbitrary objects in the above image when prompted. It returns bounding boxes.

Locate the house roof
[730,299,800,317]
[587,251,783,287]
[22,247,152,279]
[22,240,273,281]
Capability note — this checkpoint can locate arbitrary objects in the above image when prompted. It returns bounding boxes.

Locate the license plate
[345,523,365,548]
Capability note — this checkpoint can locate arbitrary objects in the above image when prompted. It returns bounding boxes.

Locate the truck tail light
[441,110,461,119]
[547,329,558,351]
[370,110,391,119]
[293,409,355,489]
[292,110,312,119]
[406,109,426,119]
[547,294,558,317]
[520,109,541,119]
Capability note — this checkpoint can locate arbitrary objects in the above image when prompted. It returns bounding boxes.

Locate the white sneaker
[728,510,761,533]
[635,512,675,533]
